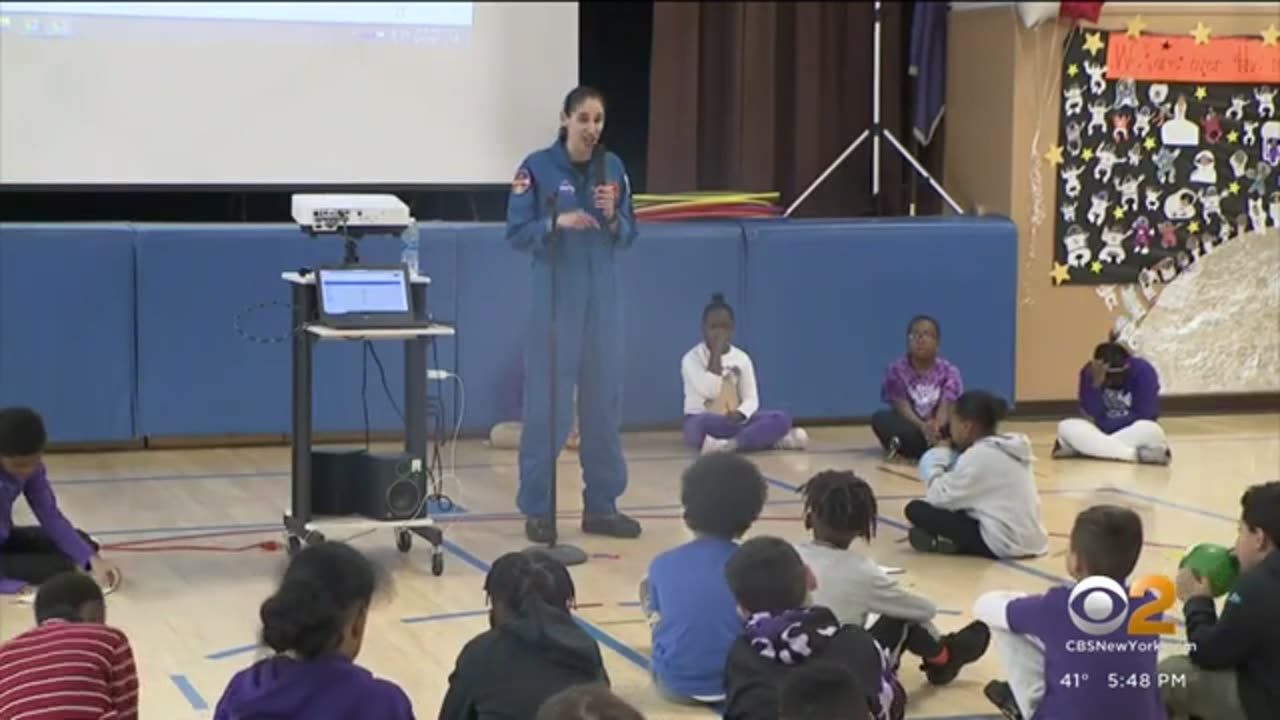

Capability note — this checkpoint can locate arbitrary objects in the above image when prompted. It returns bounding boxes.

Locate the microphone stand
[524,192,588,567]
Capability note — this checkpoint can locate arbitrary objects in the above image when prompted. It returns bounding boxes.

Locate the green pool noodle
[1179,543,1240,597]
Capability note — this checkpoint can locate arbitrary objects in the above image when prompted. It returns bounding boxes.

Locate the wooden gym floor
[2,414,1277,719]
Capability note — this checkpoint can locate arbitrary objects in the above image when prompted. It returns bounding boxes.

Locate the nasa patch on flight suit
[558,179,575,197]
[511,167,530,195]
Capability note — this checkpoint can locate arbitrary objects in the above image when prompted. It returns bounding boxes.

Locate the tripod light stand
[785,1,965,218]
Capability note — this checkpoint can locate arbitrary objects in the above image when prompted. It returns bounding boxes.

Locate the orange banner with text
[1106,34,1280,85]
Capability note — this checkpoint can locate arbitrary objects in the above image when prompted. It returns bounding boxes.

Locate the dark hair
[535,684,645,720]
[780,662,870,720]
[1069,505,1144,581]
[725,536,808,613]
[259,542,381,659]
[485,549,577,613]
[557,85,606,141]
[801,470,878,542]
[34,572,104,624]
[907,314,941,340]
[0,406,47,457]
[952,390,1009,435]
[681,453,767,539]
[1242,481,1280,546]
[703,292,735,324]
[1093,331,1132,370]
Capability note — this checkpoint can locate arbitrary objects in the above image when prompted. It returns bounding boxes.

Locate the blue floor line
[169,674,208,711]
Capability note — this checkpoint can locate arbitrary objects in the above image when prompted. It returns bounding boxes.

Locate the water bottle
[400,222,420,275]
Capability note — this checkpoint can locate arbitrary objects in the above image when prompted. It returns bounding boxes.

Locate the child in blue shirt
[640,453,768,703]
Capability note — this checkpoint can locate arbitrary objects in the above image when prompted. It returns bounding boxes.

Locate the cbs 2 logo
[1068,575,1177,636]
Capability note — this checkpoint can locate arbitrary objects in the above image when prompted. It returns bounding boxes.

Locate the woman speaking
[505,86,641,544]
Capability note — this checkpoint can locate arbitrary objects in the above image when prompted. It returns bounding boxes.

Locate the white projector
[291,194,413,233]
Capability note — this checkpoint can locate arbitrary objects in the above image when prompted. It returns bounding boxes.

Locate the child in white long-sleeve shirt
[682,293,807,454]
[904,390,1048,559]
[795,470,990,686]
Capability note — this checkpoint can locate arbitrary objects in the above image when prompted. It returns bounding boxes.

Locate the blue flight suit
[506,139,638,518]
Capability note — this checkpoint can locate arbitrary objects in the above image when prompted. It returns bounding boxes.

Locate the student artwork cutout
[1048,26,1280,286]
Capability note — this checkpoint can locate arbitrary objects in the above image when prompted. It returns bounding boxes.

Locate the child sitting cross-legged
[1160,481,1280,720]
[440,550,609,719]
[795,470,990,685]
[973,505,1165,720]
[723,535,906,720]
[641,453,768,704]
[681,293,808,454]
[905,390,1049,559]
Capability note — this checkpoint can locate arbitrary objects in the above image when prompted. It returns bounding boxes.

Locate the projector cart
[281,271,456,575]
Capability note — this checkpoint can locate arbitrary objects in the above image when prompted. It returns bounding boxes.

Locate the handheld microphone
[591,143,607,189]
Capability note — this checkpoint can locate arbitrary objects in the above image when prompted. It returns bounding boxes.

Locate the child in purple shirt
[1053,336,1171,465]
[973,505,1165,720]
[0,407,119,595]
[214,541,416,720]
[871,315,963,461]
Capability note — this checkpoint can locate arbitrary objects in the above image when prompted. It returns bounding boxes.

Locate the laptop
[315,265,430,329]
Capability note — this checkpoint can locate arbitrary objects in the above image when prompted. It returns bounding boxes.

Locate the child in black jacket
[1161,481,1280,720]
[722,536,906,720]
[439,550,609,720]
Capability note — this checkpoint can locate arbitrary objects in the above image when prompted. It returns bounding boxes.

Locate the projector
[291,194,413,234]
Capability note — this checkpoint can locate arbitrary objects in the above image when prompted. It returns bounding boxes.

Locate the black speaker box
[310,449,426,521]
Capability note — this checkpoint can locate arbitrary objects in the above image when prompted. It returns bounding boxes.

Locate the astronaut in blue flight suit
[506,86,642,544]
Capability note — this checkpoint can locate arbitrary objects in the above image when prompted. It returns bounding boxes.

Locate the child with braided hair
[794,470,990,686]
[439,550,609,720]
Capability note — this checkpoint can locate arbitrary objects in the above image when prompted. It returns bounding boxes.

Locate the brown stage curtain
[647,1,944,218]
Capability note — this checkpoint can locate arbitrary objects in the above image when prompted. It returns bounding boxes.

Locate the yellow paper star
[1082,31,1105,56]
[1143,136,1157,150]
[1044,145,1065,166]
[1194,86,1208,101]
[1126,16,1147,39]
[1261,24,1280,47]
[1067,63,1080,78]
[1190,22,1212,45]
[1228,181,1241,195]
[1091,261,1104,274]
[1082,147,1095,161]
[1051,262,1072,285]
[1227,129,1240,143]
[1188,220,1201,234]
[1113,206,1127,221]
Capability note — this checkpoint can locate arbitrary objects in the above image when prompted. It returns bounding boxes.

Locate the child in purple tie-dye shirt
[871,316,964,461]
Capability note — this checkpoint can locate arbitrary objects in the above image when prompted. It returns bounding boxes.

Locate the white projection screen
[0,2,579,186]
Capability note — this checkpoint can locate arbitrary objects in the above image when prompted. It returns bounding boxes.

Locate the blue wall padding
[0,224,137,442]
[0,216,1018,443]
[742,217,1018,419]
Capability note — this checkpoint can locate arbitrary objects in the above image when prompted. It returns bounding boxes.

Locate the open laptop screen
[318,268,409,315]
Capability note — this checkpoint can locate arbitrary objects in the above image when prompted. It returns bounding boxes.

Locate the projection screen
[0,2,579,186]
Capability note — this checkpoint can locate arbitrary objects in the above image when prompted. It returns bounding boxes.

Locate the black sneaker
[1051,439,1077,459]
[908,527,960,554]
[984,680,1024,720]
[525,516,556,544]
[923,621,991,685]
[581,513,642,538]
[886,436,902,460]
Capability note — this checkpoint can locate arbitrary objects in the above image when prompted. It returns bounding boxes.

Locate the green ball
[1179,543,1240,597]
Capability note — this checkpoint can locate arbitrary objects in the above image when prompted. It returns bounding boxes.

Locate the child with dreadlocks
[795,470,991,686]
[439,549,609,720]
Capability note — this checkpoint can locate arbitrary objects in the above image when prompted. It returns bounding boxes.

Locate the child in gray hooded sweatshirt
[904,390,1049,559]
